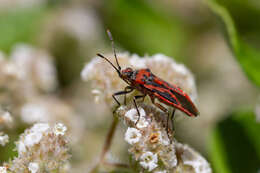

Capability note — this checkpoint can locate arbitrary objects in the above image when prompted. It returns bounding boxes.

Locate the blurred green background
[0,0,260,172]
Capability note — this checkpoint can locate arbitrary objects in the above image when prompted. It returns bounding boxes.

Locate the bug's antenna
[106,30,121,71]
[97,53,120,75]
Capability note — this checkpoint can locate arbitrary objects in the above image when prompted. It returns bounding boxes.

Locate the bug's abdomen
[152,88,198,117]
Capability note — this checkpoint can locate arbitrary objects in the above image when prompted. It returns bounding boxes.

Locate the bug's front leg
[112,86,134,106]
[133,95,146,125]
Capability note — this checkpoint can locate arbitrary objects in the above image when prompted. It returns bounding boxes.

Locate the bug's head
[120,67,134,82]
[97,30,136,85]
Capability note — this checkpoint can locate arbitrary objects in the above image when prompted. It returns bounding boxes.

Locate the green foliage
[103,0,188,59]
[212,0,260,38]
[49,32,84,86]
[209,110,260,173]
[207,0,260,87]
[0,125,27,164]
[0,6,48,53]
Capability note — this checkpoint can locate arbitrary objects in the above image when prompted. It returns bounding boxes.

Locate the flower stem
[100,116,119,162]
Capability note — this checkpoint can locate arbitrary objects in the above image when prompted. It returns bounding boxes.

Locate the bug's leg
[171,109,176,132]
[112,86,134,106]
[151,99,172,143]
[124,86,133,105]
[133,95,146,125]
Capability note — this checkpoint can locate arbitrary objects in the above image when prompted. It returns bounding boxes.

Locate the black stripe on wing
[170,90,198,116]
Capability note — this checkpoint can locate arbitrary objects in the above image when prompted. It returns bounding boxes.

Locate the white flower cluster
[10,44,58,92]
[0,45,58,122]
[117,105,212,173]
[81,53,197,106]
[4,123,70,173]
[118,105,176,172]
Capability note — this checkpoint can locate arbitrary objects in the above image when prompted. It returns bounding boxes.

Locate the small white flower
[0,134,9,146]
[136,117,149,129]
[125,109,139,122]
[125,108,146,123]
[28,162,39,173]
[0,166,7,173]
[24,132,43,147]
[124,127,142,145]
[54,123,67,136]
[140,151,158,171]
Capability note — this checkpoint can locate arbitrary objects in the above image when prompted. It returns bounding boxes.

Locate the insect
[97,30,199,140]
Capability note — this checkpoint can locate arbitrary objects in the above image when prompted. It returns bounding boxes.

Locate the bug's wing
[144,74,199,117]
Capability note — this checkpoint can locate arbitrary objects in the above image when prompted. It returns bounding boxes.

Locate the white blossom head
[8,123,70,172]
[22,123,50,149]
[10,44,58,92]
[116,104,211,172]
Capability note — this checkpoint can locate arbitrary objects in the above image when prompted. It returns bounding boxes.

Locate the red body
[123,68,199,117]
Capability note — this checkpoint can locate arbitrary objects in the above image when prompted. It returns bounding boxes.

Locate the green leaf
[103,0,188,59]
[207,0,260,87]
[0,6,48,53]
[209,110,260,173]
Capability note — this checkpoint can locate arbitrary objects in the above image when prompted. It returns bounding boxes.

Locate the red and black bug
[97,30,199,139]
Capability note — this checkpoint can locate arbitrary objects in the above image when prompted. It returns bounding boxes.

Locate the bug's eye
[125,67,133,73]
[126,71,133,77]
